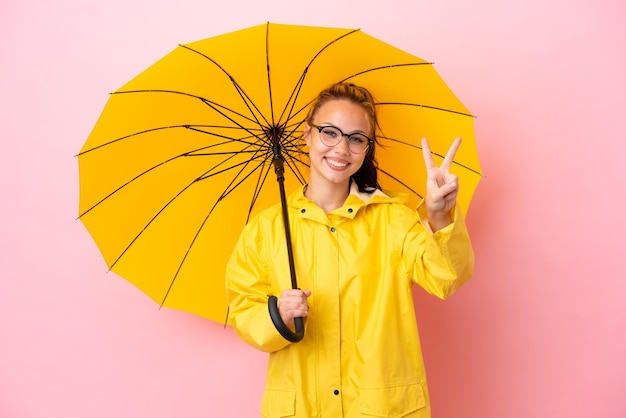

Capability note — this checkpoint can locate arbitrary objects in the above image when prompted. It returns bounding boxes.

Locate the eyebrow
[317,123,368,135]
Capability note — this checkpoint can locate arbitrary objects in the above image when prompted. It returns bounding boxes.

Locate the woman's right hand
[279,289,311,329]
[421,137,461,231]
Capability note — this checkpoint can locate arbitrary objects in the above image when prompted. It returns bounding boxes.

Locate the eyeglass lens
[317,126,370,153]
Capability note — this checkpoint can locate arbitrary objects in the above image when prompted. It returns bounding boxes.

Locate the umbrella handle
[268,295,305,342]
[268,154,305,343]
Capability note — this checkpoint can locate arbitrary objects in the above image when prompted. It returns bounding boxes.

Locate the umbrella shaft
[273,157,298,289]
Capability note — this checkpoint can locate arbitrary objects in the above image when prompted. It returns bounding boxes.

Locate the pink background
[2,0,625,417]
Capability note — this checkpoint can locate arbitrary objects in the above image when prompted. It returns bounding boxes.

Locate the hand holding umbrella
[421,137,462,232]
[278,289,312,329]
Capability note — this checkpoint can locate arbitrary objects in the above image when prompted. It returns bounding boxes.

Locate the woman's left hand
[421,137,461,231]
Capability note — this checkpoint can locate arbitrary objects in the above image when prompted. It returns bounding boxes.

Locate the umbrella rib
[337,62,431,82]
[277,28,361,125]
[280,132,309,185]
[379,135,483,177]
[378,167,423,200]
[159,134,305,307]
[283,63,475,126]
[276,71,308,128]
[194,152,269,182]
[177,44,273,130]
[111,88,268,133]
[158,150,274,305]
[78,151,253,220]
[265,23,277,131]
[109,149,271,273]
[242,154,275,224]
[78,124,261,156]
[78,129,264,218]
[283,156,308,185]
[377,101,475,118]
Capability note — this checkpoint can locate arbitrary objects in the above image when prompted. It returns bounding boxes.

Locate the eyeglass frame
[310,124,374,154]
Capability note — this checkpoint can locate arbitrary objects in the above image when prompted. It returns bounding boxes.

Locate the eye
[321,127,339,138]
[348,134,367,144]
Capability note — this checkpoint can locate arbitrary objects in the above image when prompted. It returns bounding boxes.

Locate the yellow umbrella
[78,22,482,330]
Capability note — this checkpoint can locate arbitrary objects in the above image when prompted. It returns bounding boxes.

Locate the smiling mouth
[326,158,349,168]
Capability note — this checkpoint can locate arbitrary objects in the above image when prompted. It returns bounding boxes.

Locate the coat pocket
[359,381,426,417]
[260,388,296,418]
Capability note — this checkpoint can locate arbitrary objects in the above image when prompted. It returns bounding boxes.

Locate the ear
[303,123,312,147]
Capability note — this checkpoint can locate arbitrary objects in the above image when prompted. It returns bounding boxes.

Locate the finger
[284,304,308,316]
[280,299,305,308]
[421,138,436,170]
[278,289,311,317]
[279,290,310,307]
[278,300,309,321]
[429,175,459,201]
[281,289,307,298]
[441,137,462,170]
[443,181,459,200]
[430,183,456,205]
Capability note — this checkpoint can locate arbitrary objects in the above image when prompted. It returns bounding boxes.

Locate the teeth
[327,159,348,168]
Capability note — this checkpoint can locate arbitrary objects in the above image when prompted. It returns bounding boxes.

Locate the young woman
[226,82,474,417]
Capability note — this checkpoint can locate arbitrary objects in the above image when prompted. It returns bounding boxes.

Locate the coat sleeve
[401,203,475,299]
[225,216,291,353]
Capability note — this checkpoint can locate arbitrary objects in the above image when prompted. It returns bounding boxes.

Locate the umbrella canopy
[78,22,482,324]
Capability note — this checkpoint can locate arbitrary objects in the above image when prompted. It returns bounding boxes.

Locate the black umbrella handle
[268,153,305,343]
[268,296,305,342]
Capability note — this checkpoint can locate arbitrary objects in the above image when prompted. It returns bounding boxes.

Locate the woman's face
[304,99,371,189]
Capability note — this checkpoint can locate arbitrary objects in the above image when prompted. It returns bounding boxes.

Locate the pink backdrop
[2,0,625,417]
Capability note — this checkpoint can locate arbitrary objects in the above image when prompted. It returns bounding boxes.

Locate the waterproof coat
[226,184,474,418]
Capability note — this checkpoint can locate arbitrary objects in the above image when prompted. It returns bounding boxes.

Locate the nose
[333,135,351,153]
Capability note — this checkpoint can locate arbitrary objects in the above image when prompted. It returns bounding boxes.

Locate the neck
[304,181,351,213]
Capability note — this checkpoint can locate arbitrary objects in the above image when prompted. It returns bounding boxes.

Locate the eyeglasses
[311,124,373,154]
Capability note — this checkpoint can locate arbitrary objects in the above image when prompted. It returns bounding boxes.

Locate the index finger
[441,137,462,170]
[421,138,436,170]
